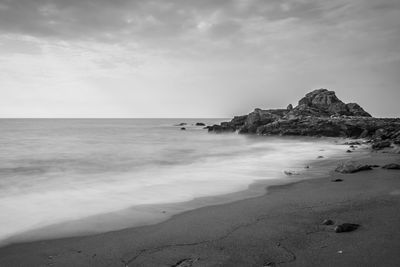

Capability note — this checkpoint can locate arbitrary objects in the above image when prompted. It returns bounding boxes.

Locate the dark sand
[1,151,400,267]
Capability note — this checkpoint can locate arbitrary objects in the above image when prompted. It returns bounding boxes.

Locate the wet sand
[0,151,399,266]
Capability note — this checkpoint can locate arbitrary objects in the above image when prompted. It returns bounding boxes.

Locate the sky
[0,0,399,118]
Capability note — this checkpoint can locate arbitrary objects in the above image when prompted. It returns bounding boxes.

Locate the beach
[1,148,399,266]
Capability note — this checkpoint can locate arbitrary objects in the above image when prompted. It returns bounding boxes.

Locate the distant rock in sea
[208,88,400,147]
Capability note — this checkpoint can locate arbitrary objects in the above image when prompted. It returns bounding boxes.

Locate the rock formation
[208,89,400,146]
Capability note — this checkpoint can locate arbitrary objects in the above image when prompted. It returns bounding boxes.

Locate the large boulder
[298,89,348,116]
[295,89,371,117]
[239,108,287,134]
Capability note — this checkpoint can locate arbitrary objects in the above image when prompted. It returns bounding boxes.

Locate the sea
[0,119,354,246]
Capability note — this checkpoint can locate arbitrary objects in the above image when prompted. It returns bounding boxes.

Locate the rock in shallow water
[284,170,300,176]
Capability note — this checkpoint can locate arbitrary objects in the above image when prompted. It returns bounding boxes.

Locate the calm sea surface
[0,119,349,244]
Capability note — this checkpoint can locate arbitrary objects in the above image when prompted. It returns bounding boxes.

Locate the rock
[207,124,236,133]
[359,129,369,138]
[176,123,187,126]
[317,156,324,159]
[345,103,371,117]
[346,150,352,153]
[322,219,334,225]
[180,127,186,130]
[372,141,391,150]
[375,128,389,140]
[195,122,205,126]
[334,223,360,233]
[297,89,349,116]
[239,108,286,134]
[207,88,400,140]
[332,178,343,182]
[382,163,400,169]
[335,161,373,173]
[284,170,300,176]
[345,141,361,145]
[172,258,199,267]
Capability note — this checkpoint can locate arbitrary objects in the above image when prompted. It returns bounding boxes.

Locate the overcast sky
[0,0,399,118]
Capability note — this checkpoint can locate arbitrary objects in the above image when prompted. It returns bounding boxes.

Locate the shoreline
[0,138,360,248]
[2,144,399,266]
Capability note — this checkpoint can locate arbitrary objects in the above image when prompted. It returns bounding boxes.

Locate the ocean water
[0,119,351,245]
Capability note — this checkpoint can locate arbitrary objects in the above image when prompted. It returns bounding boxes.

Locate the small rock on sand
[322,219,334,225]
[331,179,343,182]
[382,163,400,169]
[334,223,360,233]
[335,161,373,173]
[172,258,199,267]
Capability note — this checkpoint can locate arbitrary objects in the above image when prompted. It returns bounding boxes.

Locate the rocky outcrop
[294,89,371,117]
[208,89,400,146]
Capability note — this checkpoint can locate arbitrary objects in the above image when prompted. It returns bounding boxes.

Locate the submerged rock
[335,161,373,173]
[284,170,300,176]
[180,127,186,130]
[195,122,205,126]
[334,223,360,233]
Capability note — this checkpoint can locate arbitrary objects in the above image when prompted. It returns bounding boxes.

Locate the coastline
[0,137,354,248]
[1,143,399,266]
[0,137,357,247]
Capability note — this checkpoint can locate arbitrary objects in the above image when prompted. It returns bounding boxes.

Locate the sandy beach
[0,148,399,267]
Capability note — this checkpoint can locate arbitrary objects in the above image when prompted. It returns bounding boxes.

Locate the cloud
[0,0,399,117]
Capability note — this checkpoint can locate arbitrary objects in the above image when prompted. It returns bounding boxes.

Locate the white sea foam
[0,119,355,244]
